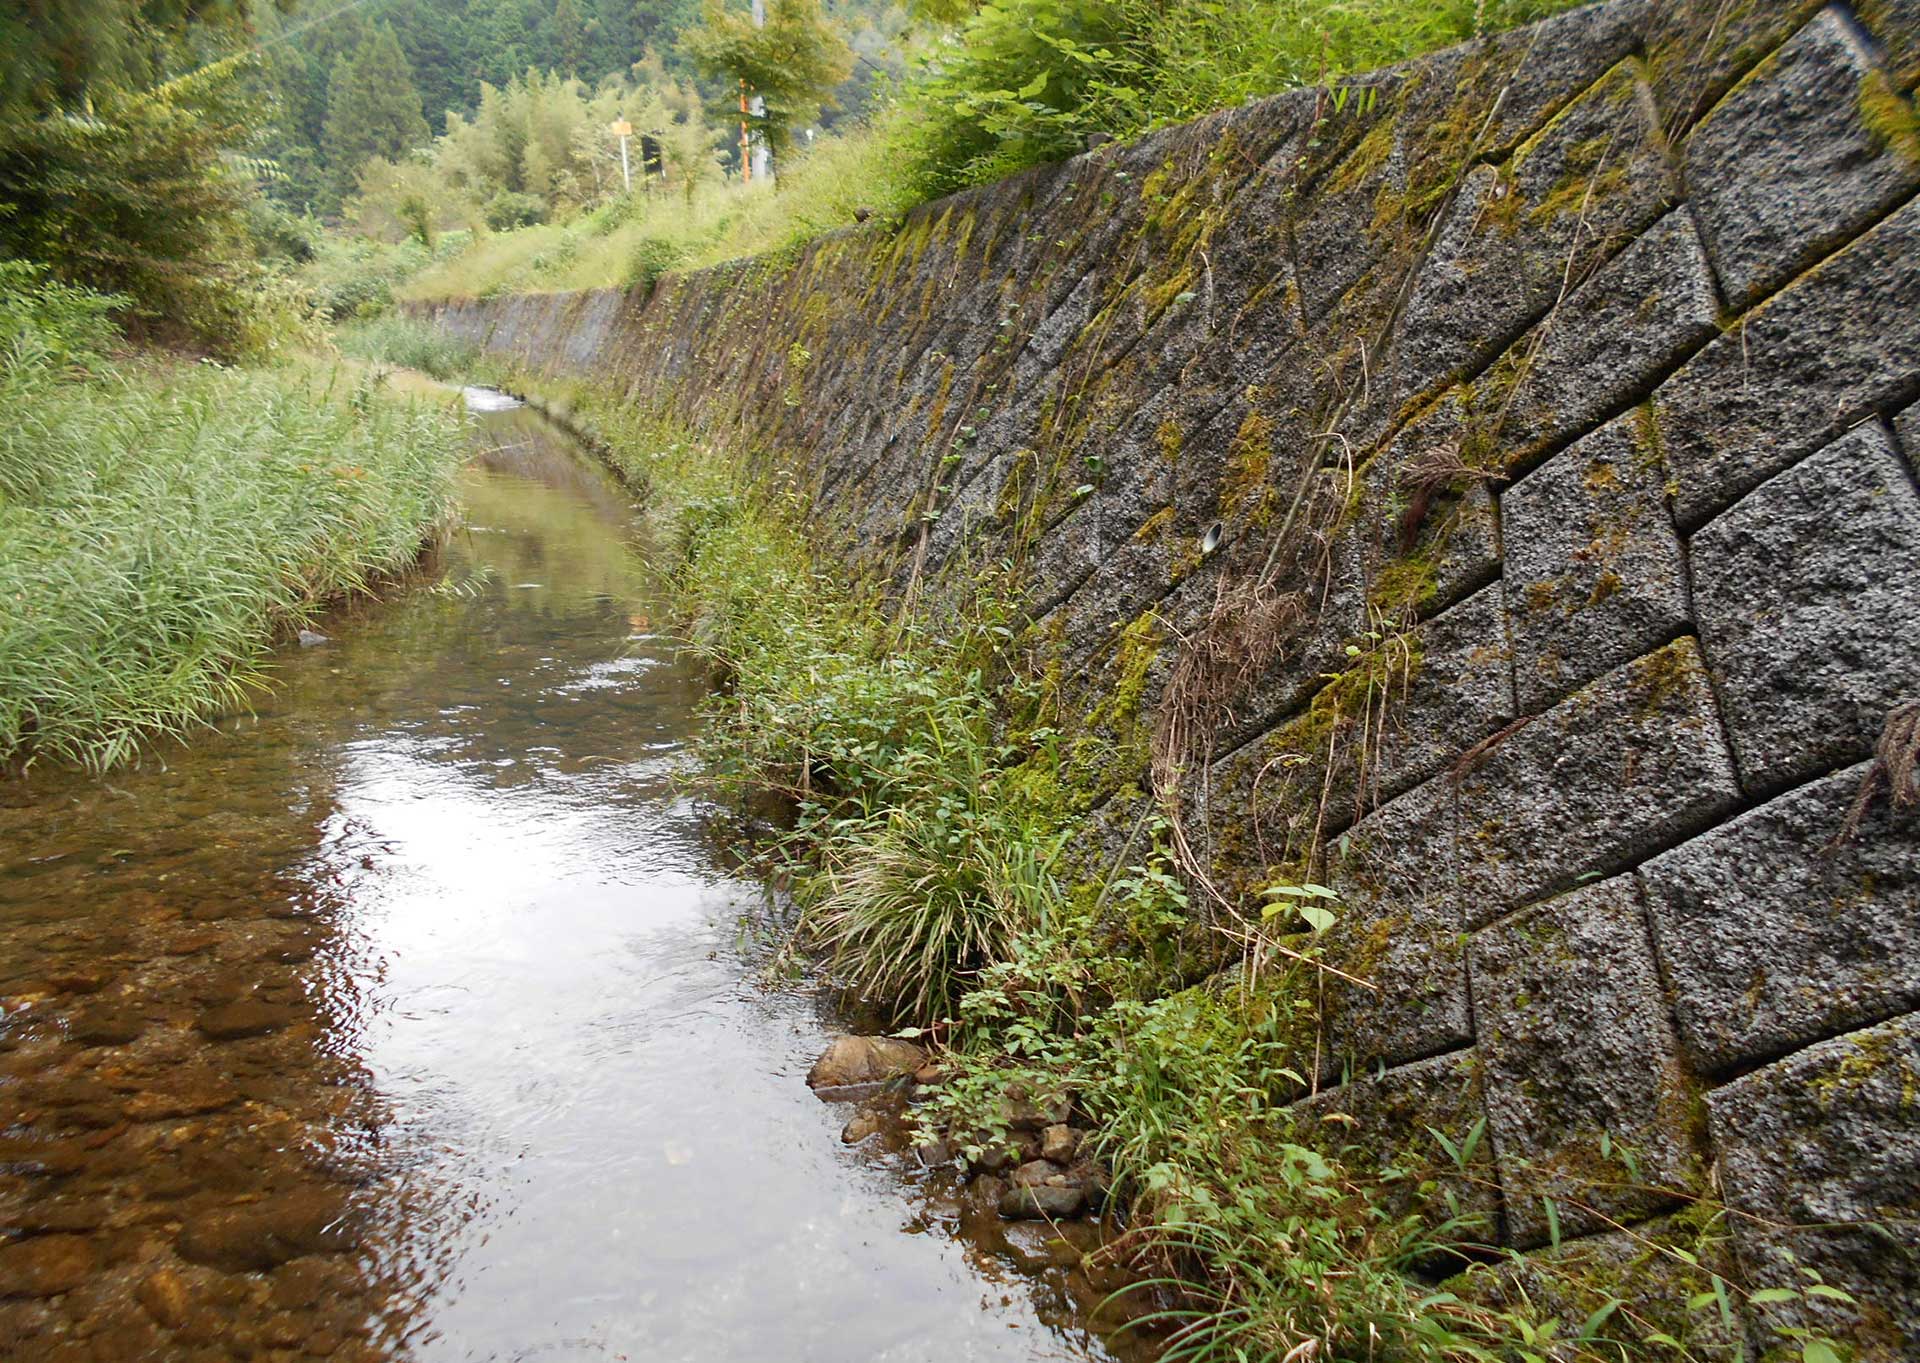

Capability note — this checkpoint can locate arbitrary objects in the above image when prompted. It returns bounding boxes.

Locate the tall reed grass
[0,351,467,770]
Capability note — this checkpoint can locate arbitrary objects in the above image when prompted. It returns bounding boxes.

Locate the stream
[0,392,1127,1362]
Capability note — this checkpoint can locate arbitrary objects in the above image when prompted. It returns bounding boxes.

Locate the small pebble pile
[806,1036,1110,1221]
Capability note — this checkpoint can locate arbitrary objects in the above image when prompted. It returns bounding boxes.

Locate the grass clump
[335,312,483,382]
[0,272,466,771]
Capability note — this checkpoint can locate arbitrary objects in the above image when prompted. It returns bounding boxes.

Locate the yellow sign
[610,120,633,137]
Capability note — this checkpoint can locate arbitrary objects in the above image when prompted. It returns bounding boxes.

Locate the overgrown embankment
[0,272,467,772]
[414,1,1920,1357]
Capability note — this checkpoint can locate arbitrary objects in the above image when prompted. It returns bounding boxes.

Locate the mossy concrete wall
[419,1,1920,1351]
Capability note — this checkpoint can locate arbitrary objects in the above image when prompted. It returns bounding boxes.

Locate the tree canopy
[683,0,852,156]
[321,24,431,204]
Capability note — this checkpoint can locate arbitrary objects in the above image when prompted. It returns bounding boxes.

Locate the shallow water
[0,395,1125,1361]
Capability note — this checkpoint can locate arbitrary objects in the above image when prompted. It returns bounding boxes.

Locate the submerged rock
[805,1036,927,1098]
[195,999,292,1041]
[0,1234,94,1298]
[176,1190,358,1272]
[999,1183,1087,1220]
[135,1268,192,1328]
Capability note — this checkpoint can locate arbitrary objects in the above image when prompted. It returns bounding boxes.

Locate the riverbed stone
[1455,637,1742,921]
[1010,1159,1059,1189]
[999,1182,1086,1221]
[804,1036,927,1097]
[1650,194,1920,529]
[1039,1124,1078,1164]
[1706,1012,1920,1360]
[1320,775,1471,1076]
[1472,875,1701,1248]
[0,1235,94,1299]
[175,1189,358,1273]
[839,1107,885,1145]
[1689,421,1920,795]
[1639,761,1920,1076]
[1501,412,1690,713]
[1684,9,1920,310]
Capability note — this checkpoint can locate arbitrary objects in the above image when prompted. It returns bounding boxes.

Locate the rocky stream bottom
[0,392,1145,1363]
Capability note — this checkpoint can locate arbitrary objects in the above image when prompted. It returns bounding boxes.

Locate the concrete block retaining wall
[419,1,1920,1350]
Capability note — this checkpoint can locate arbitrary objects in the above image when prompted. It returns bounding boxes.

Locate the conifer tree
[554,0,590,75]
[320,24,430,207]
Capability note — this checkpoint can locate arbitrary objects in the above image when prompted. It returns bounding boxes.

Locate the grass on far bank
[390,126,921,304]
[0,279,468,772]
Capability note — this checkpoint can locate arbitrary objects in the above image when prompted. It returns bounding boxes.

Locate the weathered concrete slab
[1899,399,1920,468]
[1317,775,1471,1075]
[1859,0,1920,89]
[1455,637,1742,922]
[1289,1050,1501,1246]
[1640,761,1920,1076]
[1643,0,1827,132]
[1684,9,1920,309]
[1472,875,1702,1248]
[1650,194,1920,529]
[1463,207,1721,476]
[1689,421,1920,794]
[1501,412,1691,713]
[1708,1012,1920,1361]
[1390,63,1677,410]
[1371,581,1516,800]
[1360,393,1505,615]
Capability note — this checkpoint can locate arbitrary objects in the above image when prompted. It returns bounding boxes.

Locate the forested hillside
[250,0,901,211]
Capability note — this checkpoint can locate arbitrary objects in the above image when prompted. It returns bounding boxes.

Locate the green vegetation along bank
[0,269,467,772]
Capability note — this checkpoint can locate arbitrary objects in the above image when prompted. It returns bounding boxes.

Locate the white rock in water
[297,629,330,648]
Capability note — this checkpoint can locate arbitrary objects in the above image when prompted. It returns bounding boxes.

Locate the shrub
[484,190,550,231]
[899,0,1592,193]
[629,233,688,290]
[0,56,266,355]
[0,261,125,375]
[335,313,482,381]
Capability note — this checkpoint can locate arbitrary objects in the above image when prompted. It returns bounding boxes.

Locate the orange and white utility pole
[739,78,751,183]
[611,118,633,192]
